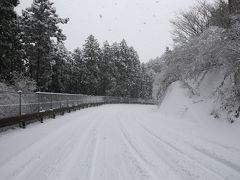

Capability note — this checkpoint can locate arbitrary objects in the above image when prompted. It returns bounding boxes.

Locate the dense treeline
[147,0,240,117]
[0,0,153,99]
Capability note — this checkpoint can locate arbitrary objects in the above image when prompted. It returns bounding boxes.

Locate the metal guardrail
[0,91,155,129]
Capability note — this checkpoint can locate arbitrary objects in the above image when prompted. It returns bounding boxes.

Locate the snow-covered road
[0,104,240,180]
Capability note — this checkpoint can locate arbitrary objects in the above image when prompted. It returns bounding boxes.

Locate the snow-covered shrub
[10,72,37,92]
[152,27,224,99]
[149,21,240,122]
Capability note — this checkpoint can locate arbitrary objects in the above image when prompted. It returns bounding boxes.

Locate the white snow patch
[159,68,239,124]
[0,105,240,179]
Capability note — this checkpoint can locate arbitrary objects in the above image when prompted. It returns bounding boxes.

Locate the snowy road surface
[0,104,240,180]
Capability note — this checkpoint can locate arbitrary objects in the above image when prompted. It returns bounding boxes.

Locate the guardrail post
[18,90,22,117]
[51,94,55,118]
[67,97,71,113]
[67,98,69,108]
[59,95,62,109]
[18,90,25,128]
[59,94,63,115]
[50,94,53,110]
[36,92,43,123]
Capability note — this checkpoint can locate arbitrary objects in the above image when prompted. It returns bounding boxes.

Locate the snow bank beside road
[159,81,193,117]
[159,81,211,122]
[158,79,239,124]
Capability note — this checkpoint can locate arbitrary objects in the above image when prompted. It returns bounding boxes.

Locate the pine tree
[104,42,120,96]
[50,42,69,92]
[98,41,115,95]
[82,35,102,95]
[0,0,23,81]
[139,64,153,99]
[72,48,89,94]
[115,40,129,97]
[127,46,141,98]
[21,0,68,91]
[63,51,77,93]
[116,40,141,98]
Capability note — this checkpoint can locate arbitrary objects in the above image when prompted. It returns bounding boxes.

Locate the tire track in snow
[3,125,88,180]
[134,117,240,180]
[120,115,193,180]
[88,128,100,180]
[50,118,102,180]
[1,110,101,180]
[186,142,240,174]
[120,115,197,180]
[1,105,239,180]
[134,109,240,168]
[133,119,227,180]
[53,114,105,180]
[118,118,159,180]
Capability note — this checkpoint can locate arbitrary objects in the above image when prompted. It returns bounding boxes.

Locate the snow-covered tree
[105,42,121,96]
[219,16,240,111]
[170,0,212,45]
[0,0,24,81]
[139,64,154,99]
[127,46,142,98]
[98,41,116,95]
[49,42,69,93]
[82,35,102,95]
[71,48,89,94]
[21,0,68,91]
[170,0,231,45]
[210,0,230,28]
[113,40,142,98]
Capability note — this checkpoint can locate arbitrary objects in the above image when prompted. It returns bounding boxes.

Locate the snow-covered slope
[158,69,238,124]
[159,81,212,122]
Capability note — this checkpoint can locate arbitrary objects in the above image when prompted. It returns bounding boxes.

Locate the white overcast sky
[16,0,214,62]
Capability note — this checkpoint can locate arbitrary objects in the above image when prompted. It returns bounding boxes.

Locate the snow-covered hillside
[158,68,239,124]
[159,80,217,123]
